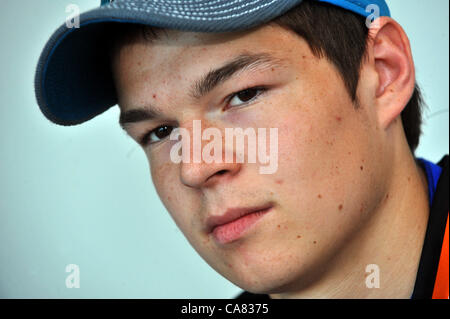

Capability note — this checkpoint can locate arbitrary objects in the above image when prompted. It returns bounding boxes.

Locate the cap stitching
[148,0,245,10]
[114,0,278,20]
[142,0,236,6]
[109,0,271,17]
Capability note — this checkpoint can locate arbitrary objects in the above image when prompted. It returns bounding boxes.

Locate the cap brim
[34,0,304,125]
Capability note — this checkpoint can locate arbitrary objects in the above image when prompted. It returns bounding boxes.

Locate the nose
[181,159,242,189]
[178,120,242,188]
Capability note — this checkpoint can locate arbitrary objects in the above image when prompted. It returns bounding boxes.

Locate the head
[110,0,421,293]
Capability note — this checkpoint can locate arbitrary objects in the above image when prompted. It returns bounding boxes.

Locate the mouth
[206,204,273,245]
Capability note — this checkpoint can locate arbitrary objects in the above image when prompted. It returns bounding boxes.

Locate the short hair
[109,0,424,153]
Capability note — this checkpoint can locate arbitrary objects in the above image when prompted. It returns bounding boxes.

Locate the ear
[368,17,415,129]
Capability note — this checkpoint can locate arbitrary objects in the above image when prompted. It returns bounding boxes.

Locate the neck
[270,138,430,299]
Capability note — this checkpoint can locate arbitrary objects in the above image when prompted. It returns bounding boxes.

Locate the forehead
[111,24,304,111]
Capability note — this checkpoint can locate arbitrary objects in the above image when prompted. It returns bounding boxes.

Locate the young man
[35,0,448,299]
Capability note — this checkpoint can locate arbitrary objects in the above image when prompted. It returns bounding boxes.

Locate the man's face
[112,23,389,293]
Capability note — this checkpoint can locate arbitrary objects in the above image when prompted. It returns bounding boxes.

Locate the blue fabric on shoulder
[417,158,443,207]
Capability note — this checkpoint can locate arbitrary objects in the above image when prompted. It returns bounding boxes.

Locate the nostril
[204,169,228,185]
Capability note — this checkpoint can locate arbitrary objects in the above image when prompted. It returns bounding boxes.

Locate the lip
[206,204,273,244]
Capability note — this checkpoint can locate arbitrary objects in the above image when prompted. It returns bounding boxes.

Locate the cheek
[148,149,203,236]
[148,140,181,194]
[150,158,177,209]
[270,77,380,228]
[148,147,182,213]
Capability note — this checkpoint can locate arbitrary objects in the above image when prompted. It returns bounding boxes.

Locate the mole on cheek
[297,235,302,239]
[152,94,157,99]
[338,204,343,211]
[360,166,364,171]
[336,116,342,122]
[317,194,322,199]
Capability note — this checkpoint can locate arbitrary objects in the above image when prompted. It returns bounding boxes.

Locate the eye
[142,125,174,145]
[227,87,266,109]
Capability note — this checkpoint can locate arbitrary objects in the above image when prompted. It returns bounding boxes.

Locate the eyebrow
[119,52,285,128]
[190,52,285,99]
[119,108,160,128]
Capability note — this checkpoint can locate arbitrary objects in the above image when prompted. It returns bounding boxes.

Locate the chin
[236,278,296,296]
[227,262,309,295]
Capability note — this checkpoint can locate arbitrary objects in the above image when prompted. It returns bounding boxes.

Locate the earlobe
[369,17,415,129]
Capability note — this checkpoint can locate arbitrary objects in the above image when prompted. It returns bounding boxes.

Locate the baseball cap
[34,0,390,126]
